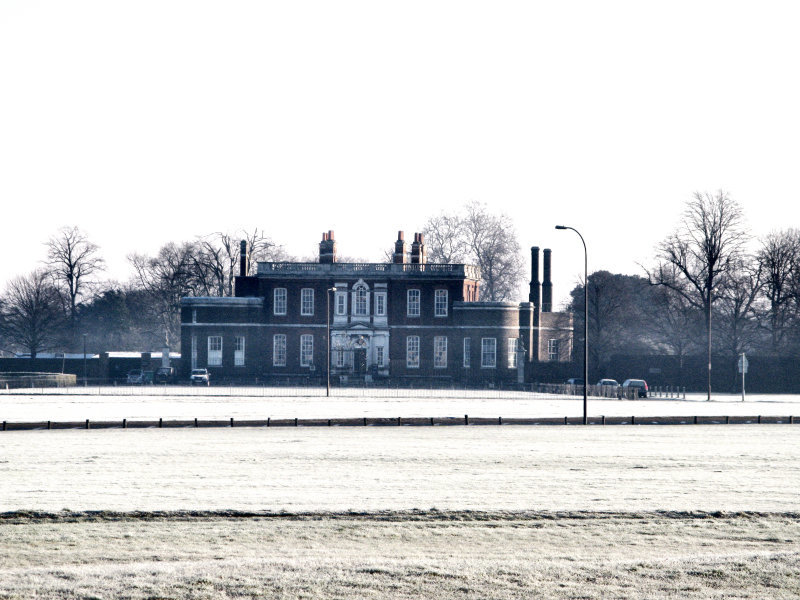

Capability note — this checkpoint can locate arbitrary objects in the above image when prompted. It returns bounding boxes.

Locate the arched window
[352,281,369,316]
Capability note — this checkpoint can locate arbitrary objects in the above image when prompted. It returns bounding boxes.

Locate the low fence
[0,383,689,400]
[1,414,797,431]
[0,372,77,390]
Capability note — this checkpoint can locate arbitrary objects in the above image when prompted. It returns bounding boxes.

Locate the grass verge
[1,510,799,599]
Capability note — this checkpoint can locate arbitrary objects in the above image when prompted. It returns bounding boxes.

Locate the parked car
[154,366,176,384]
[126,369,143,385]
[596,378,619,388]
[566,378,584,386]
[622,379,649,398]
[190,368,210,386]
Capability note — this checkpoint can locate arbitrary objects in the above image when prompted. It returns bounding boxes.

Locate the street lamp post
[555,225,588,424]
[326,287,337,397]
[83,333,88,387]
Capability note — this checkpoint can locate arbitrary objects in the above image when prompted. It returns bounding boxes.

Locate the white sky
[2,1,799,309]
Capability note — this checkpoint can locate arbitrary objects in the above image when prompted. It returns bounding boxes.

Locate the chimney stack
[542,248,553,312]
[239,240,247,277]
[529,246,541,308]
[393,231,408,264]
[319,230,337,263]
[410,232,427,264]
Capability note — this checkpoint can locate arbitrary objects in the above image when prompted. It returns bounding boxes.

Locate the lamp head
[555,225,567,230]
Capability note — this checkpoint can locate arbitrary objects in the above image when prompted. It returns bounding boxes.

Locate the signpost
[737,353,749,402]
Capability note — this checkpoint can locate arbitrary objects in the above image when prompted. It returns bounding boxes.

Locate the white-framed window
[481,338,496,368]
[548,338,560,361]
[435,289,448,317]
[191,336,197,369]
[273,288,287,315]
[406,336,420,368]
[353,284,369,316]
[335,350,345,368]
[434,336,447,368]
[407,289,420,317]
[508,338,518,369]
[335,291,347,315]
[463,337,471,368]
[300,334,314,367]
[375,292,387,317]
[273,334,286,367]
[301,288,314,316]
[235,336,245,367]
[208,336,222,366]
[376,345,385,367]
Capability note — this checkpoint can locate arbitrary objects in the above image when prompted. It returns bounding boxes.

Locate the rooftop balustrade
[257,262,480,280]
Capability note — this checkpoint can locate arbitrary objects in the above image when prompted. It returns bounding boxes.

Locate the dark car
[154,367,176,384]
[622,379,649,398]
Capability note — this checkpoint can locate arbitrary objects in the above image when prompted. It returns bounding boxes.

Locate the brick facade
[180,232,573,385]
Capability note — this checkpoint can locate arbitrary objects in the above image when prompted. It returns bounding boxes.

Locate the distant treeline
[1,195,799,393]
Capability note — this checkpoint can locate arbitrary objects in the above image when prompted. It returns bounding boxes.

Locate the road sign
[738,354,749,374]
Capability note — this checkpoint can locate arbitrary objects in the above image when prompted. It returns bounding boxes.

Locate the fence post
[430,417,434,426]
[631,415,635,425]
[86,419,90,430]
[363,417,367,426]
[694,415,698,424]
[295,418,298,427]
[758,415,761,424]
[123,418,127,429]
[266,417,270,428]
[601,415,605,426]
[47,420,51,430]
[2,421,5,431]
[230,418,234,428]
[564,416,568,425]
[465,414,469,426]
[499,416,502,425]
[397,417,401,426]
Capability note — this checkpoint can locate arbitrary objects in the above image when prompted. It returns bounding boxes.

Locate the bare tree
[45,226,105,324]
[421,212,468,263]
[0,270,63,357]
[423,201,524,301]
[193,229,288,297]
[714,257,763,363]
[755,229,800,354]
[648,190,748,400]
[129,242,197,346]
[644,279,703,367]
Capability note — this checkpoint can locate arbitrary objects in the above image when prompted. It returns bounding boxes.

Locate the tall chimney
[393,231,407,264]
[410,232,426,264]
[542,248,553,312]
[319,230,337,263]
[239,240,247,277]
[529,246,540,308]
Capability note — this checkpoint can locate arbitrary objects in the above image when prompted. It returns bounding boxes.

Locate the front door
[354,348,367,375]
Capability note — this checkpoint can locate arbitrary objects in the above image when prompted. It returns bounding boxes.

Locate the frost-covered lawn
[2,426,799,513]
[3,425,800,598]
[1,511,799,599]
[0,388,798,421]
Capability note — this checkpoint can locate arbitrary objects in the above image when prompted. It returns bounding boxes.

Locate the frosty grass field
[1,389,800,598]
